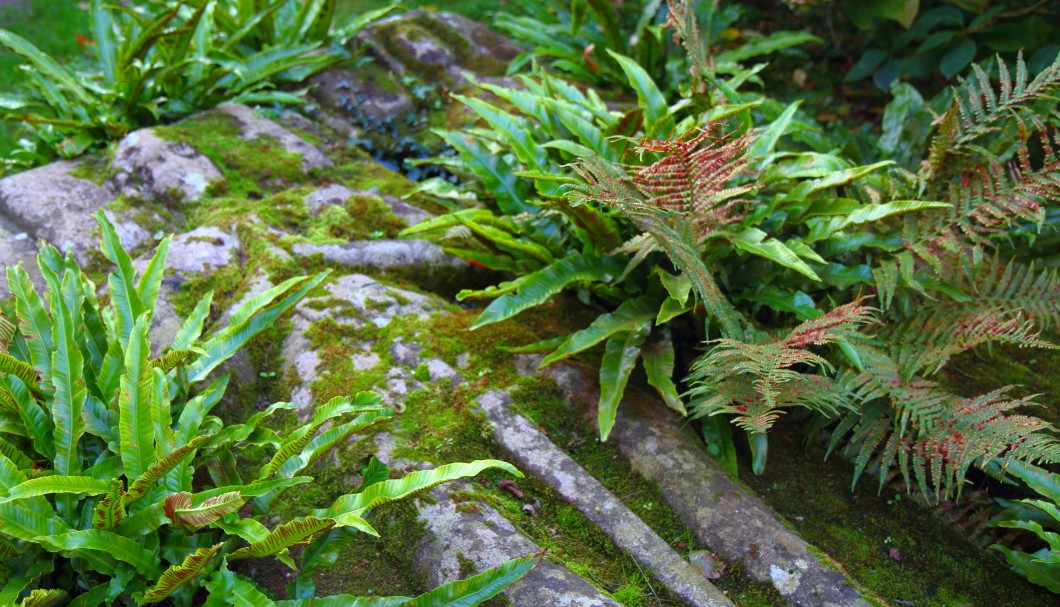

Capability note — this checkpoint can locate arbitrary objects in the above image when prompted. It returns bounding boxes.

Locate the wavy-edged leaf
[7,266,53,384]
[17,588,67,607]
[119,315,155,481]
[171,292,213,350]
[0,353,38,387]
[451,95,548,173]
[230,516,337,562]
[187,272,329,384]
[0,475,113,503]
[91,480,125,530]
[434,131,532,215]
[641,329,685,415]
[48,268,87,520]
[0,29,91,104]
[94,212,146,349]
[731,228,820,281]
[321,460,521,524]
[403,555,538,607]
[599,328,648,441]
[138,544,223,605]
[125,434,211,505]
[36,529,161,577]
[165,491,245,529]
[277,596,411,607]
[203,563,276,607]
[151,349,197,374]
[607,50,673,137]
[540,296,655,367]
[471,254,624,329]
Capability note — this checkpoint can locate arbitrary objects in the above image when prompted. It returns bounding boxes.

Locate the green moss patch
[741,420,1055,607]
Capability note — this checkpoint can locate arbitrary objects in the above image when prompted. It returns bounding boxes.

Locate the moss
[740,419,1056,607]
[68,152,111,185]
[405,13,510,76]
[156,111,308,197]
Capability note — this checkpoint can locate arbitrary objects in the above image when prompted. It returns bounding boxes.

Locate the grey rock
[147,226,239,277]
[476,391,735,607]
[292,240,468,273]
[214,104,332,172]
[389,337,423,368]
[112,129,223,202]
[281,274,439,414]
[423,357,463,387]
[308,67,414,122]
[610,395,873,607]
[304,184,433,227]
[0,160,120,261]
[0,213,38,289]
[413,483,622,607]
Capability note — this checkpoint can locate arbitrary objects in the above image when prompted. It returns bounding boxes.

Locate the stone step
[412,481,623,607]
[477,390,735,607]
[521,357,876,607]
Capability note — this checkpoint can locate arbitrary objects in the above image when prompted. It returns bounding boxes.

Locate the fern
[687,301,875,434]
[928,51,1060,169]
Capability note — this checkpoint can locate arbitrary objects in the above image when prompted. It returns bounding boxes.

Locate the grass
[0,0,92,156]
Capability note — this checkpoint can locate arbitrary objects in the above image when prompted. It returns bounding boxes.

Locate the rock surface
[477,390,736,607]
[112,128,223,202]
[413,483,623,607]
[214,103,332,172]
[291,240,467,272]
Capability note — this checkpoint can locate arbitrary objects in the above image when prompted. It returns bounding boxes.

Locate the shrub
[0,213,535,605]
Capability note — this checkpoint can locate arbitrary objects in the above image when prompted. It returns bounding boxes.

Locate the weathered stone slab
[280,273,439,412]
[0,160,117,260]
[214,103,331,172]
[291,240,467,272]
[413,483,622,607]
[112,128,223,202]
[611,401,872,607]
[522,358,874,607]
[477,390,735,607]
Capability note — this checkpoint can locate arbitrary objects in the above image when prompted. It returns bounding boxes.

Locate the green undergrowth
[740,420,1055,607]
[940,337,1060,427]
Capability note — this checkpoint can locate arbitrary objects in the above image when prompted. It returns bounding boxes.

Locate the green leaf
[598,329,648,441]
[0,353,38,388]
[138,544,223,605]
[119,316,156,481]
[749,101,801,168]
[0,476,113,503]
[91,480,125,530]
[702,417,738,477]
[641,330,685,415]
[404,555,538,607]
[204,563,277,607]
[7,266,54,384]
[49,268,87,519]
[187,272,329,384]
[322,460,522,524]
[0,502,69,541]
[36,530,161,577]
[0,29,92,104]
[715,31,821,64]
[230,516,337,561]
[94,212,146,349]
[171,292,213,350]
[471,255,624,329]
[748,432,769,476]
[451,95,548,173]
[540,296,656,367]
[125,434,211,505]
[607,50,674,137]
[940,39,977,79]
[731,228,821,281]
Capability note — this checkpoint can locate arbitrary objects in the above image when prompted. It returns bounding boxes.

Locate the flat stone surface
[612,399,872,607]
[477,390,735,607]
[522,358,873,607]
[112,128,223,202]
[214,104,331,172]
[281,274,439,413]
[165,226,239,275]
[308,67,415,122]
[291,240,468,272]
[413,483,623,607]
[0,160,119,260]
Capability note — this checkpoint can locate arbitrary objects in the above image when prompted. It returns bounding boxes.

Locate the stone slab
[214,104,331,172]
[112,128,224,203]
[291,240,468,272]
[477,390,735,607]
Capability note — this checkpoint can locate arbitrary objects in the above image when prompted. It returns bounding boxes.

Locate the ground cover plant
[0,0,393,172]
[0,214,535,605]
[405,0,1060,591]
